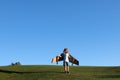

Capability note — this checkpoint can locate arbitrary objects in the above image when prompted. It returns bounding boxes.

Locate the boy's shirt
[62,53,69,62]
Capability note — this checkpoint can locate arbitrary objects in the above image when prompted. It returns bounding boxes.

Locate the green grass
[0,65,120,80]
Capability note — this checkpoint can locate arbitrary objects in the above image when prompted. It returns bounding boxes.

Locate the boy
[59,48,70,73]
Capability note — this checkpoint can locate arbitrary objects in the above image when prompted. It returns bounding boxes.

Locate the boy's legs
[67,66,69,72]
[66,62,69,73]
[63,62,68,72]
[63,62,70,73]
[64,66,67,72]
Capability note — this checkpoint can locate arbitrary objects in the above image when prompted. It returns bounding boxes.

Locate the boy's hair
[63,48,68,53]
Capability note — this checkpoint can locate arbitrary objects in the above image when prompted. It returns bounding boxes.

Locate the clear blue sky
[0,0,120,66]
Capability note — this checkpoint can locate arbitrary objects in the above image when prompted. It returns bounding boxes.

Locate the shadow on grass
[0,69,63,74]
[96,75,120,78]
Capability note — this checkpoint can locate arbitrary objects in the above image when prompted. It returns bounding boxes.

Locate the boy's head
[63,48,69,53]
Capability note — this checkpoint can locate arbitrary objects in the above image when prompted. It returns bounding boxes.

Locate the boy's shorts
[63,61,69,66]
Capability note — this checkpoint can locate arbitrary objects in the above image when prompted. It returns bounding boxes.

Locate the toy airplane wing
[51,54,63,64]
[51,53,79,65]
[69,54,79,65]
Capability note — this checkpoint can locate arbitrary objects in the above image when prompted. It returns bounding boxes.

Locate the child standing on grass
[59,48,70,74]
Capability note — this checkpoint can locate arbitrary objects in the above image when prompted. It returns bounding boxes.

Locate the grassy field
[0,65,120,80]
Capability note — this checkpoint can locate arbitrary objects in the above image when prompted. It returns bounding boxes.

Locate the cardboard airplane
[52,53,79,65]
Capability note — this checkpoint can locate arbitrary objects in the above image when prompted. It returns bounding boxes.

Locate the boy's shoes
[64,71,67,73]
[64,71,70,74]
[67,71,70,74]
